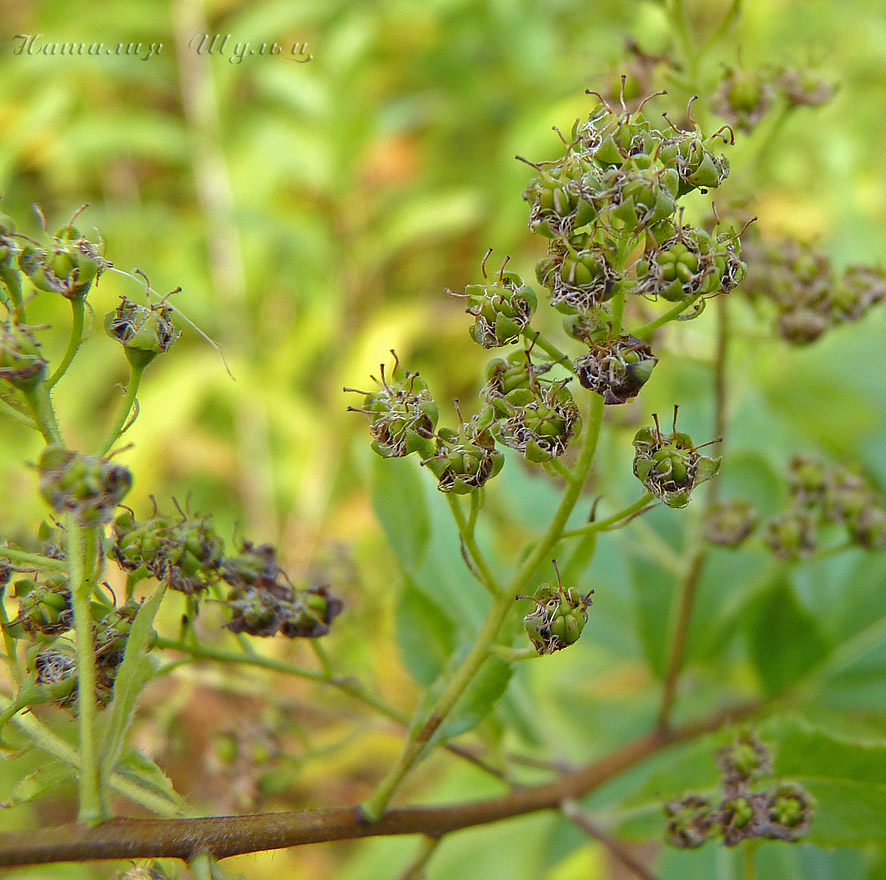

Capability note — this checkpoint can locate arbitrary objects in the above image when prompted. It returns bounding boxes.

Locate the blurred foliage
[0,0,885,878]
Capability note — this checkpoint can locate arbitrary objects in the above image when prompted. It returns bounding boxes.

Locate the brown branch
[0,701,760,868]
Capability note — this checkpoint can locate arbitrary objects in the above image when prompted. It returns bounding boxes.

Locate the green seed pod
[279,585,344,638]
[763,509,817,559]
[483,349,554,419]
[39,446,132,526]
[704,499,758,548]
[776,308,830,344]
[222,541,281,591]
[536,239,619,314]
[848,503,886,550]
[574,335,657,405]
[664,794,715,849]
[632,411,720,508]
[452,254,538,348]
[498,380,581,462]
[346,354,438,460]
[423,418,503,494]
[17,224,104,299]
[765,784,815,840]
[519,562,593,655]
[18,582,73,637]
[522,152,601,239]
[719,793,770,846]
[713,67,775,133]
[716,733,773,791]
[601,156,680,232]
[659,128,731,193]
[105,296,180,369]
[0,320,48,391]
[635,226,743,303]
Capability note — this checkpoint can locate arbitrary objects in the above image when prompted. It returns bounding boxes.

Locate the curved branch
[0,701,760,868]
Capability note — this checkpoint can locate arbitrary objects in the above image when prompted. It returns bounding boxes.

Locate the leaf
[395,574,458,686]
[115,748,188,810]
[371,455,430,575]
[764,717,886,785]
[1,759,73,808]
[99,585,166,784]
[627,554,674,678]
[745,579,830,696]
[801,780,886,846]
[428,653,514,748]
[763,717,886,846]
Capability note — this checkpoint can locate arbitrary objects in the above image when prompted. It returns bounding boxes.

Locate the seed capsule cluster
[110,509,345,637]
[38,446,132,527]
[16,221,105,300]
[518,562,593,655]
[222,543,343,639]
[740,235,886,344]
[450,253,538,348]
[3,539,144,712]
[523,94,742,320]
[765,456,886,557]
[666,733,815,849]
[346,355,439,461]
[632,411,721,509]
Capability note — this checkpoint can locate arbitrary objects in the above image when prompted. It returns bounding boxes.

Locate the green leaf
[763,717,886,846]
[428,653,514,748]
[395,574,458,686]
[1,759,73,808]
[99,585,166,785]
[627,554,674,678]
[801,779,886,846]
[115,748,188,810]
[409,648,514,752]
[371,455,430,575]
[764,717,886,785]
[745,579,830,695]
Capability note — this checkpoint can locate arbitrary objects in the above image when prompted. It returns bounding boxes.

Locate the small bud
[346,354,438,460]
[848,503,886,550]
[105,296,180,369]
[716,732,773,792]
[39,446,132,526]
[704,499,758,547]
[0,321,48,391]
[713,68,775,132]
[519,561,593,654]
[764,509,817,559]
[632,411,720,508]
[779,69,834,108]
[785,455,828,506]
[664,794,715,849]
[574,335,657,405]
[765,783,815,840]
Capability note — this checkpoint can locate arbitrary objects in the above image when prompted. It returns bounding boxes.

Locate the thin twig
[0,701,761,867]
[561,800,661,880]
